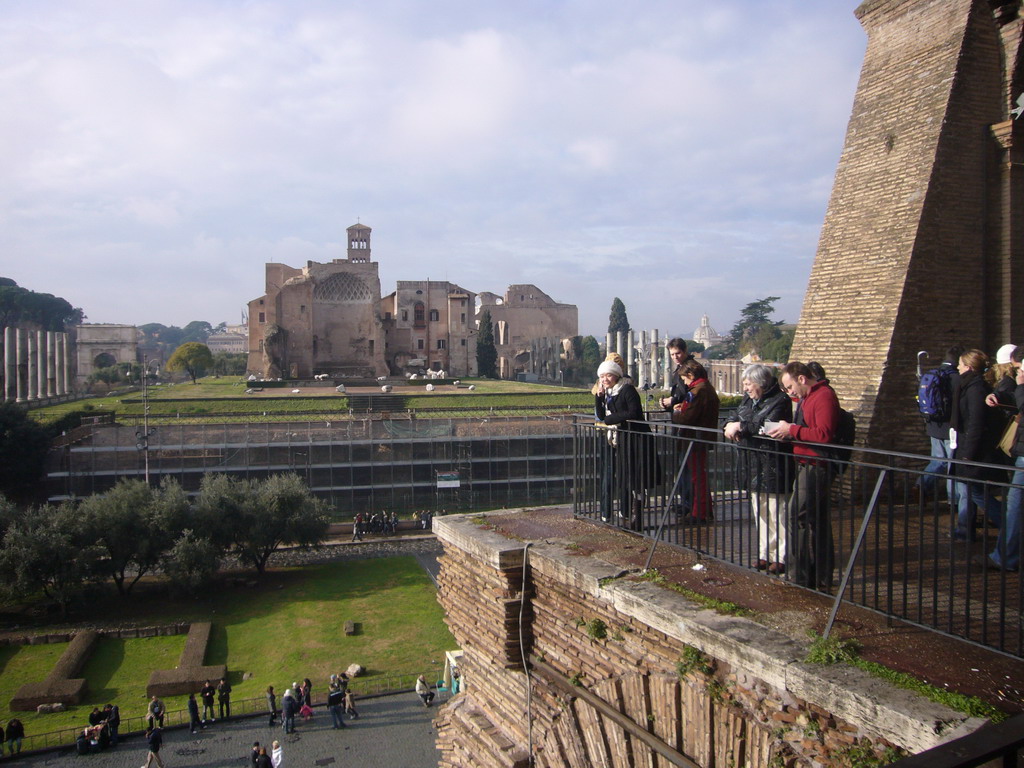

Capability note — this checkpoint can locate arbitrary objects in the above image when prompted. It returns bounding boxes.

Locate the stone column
[26,330,37,401]
[615,331,623,364]
[625,329,635,382]
[47,331,57,397]
[36,330,46,401]
[637,330,648,390]
[663,331,671,390]
[63,334,72,394]
[1,327,11,402]
[15,329,26,402]
[605,333,612,358]
[55,332,65,396]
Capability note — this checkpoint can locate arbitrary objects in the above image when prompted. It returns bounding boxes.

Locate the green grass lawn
[0,557,454,737]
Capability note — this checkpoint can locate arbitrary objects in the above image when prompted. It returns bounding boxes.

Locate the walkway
[12,692,440,768]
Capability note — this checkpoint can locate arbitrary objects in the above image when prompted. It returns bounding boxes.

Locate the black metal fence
[572,415,1024,660]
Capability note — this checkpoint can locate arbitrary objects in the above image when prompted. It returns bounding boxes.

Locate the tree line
[0,474,330,617]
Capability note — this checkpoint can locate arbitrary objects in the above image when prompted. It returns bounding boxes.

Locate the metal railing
[572,414,1024,660]
[13,671,429,754]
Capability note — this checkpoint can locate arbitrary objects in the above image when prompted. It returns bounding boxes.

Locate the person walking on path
[343,689,358,719]
[271,739,283,768]
[142,726,165,768]
[255,744,272,768]
[188,693,202,734]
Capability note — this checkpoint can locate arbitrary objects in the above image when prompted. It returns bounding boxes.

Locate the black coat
[951,371,1006,481]
[732,383,794,494]
[595,383,661,490]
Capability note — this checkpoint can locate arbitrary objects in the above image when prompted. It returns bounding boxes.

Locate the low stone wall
[10,631,98,710]
[433,512,987,768]
[147,622,227,698]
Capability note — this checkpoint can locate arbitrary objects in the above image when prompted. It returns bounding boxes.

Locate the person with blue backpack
[917,345,962,505]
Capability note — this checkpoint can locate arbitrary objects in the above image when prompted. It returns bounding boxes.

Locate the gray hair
[741,363,776,391]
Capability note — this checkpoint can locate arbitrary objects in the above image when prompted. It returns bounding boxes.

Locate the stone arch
[93,352,116,369]
[313,273,372,303]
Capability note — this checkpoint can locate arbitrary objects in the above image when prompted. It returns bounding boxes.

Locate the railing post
[823,469,888,641]
[644,442,694,573]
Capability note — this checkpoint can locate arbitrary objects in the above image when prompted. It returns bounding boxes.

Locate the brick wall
[793,0,1016,453]
[433,513,985,768]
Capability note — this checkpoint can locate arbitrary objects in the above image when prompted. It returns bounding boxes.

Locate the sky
[0,1,867,340]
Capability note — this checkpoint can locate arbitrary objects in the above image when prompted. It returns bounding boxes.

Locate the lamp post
[135,357,156,485]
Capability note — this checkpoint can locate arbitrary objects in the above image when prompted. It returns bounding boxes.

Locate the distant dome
[693,313,725,348]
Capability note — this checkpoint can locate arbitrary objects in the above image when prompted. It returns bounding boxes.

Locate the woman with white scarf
[595,360,659,530]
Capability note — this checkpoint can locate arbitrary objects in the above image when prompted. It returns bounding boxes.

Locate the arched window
[414,302,425,327]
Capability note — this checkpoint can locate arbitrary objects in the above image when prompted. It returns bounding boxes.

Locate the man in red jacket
[767,361,841,588]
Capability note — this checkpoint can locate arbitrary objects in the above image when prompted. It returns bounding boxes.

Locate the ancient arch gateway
[792,0,1024,453]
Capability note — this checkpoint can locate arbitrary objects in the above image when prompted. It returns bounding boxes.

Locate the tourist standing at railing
[594,359,659,530]
[201,679,217,723]
[218,676,233,718]
[5,718,21,756]
[977,351,1024,572]
[951,349,1005,540]
[670,359,720,526]
[660,340,694,515]
[767,362,840,590]
[267,685,278,726]
[103,703,120,746]
[723,364,793,574]
[281,687,297,734]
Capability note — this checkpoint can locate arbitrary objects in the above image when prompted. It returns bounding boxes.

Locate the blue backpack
[917,367,953,420]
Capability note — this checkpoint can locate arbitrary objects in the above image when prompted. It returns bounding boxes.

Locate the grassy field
[30,377,598,424]
[0,557,454,736]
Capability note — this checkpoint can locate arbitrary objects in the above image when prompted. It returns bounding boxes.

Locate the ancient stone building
[381,281,477,376]
[478,285,578,380]
[792,0,1024,452]
[247,223,388,378]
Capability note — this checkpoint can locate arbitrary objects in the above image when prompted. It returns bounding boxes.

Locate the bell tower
[347,222,372,262]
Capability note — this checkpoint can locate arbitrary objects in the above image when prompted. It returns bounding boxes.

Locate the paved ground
[12,692,441,768]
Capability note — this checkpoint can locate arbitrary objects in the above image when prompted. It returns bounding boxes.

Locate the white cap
[996,344,1017,365]
[597,360,623,378]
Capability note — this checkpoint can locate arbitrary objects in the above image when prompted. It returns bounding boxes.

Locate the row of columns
[2,327,72,403]
[606,329,669,391]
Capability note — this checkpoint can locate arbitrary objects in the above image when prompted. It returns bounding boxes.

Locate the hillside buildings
[247,223,578,380]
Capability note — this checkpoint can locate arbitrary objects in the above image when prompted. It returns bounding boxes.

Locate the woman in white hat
[594,359,659,529]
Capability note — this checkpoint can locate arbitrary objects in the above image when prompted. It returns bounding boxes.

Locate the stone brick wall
[792,0,1018,454]
[434,513,985,768]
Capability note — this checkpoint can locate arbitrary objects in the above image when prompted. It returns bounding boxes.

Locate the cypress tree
[476,310,498,378]
[608,297,630,335]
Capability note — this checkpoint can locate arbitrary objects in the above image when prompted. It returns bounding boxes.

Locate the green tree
[0,502,101,617]
[476,310,498,378]
[79,478,190,595]
[580,335,602,381]
[161,529,221,596]
[166,342,214,384]
[213,352,248,376]
[194,473,329,575]
[722,296,785,358]
[181,320,214,344]
[608,298,630,335]
[0,403,51,503]
[0,279,84,330]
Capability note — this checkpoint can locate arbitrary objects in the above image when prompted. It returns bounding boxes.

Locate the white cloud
[0,0,866,338]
